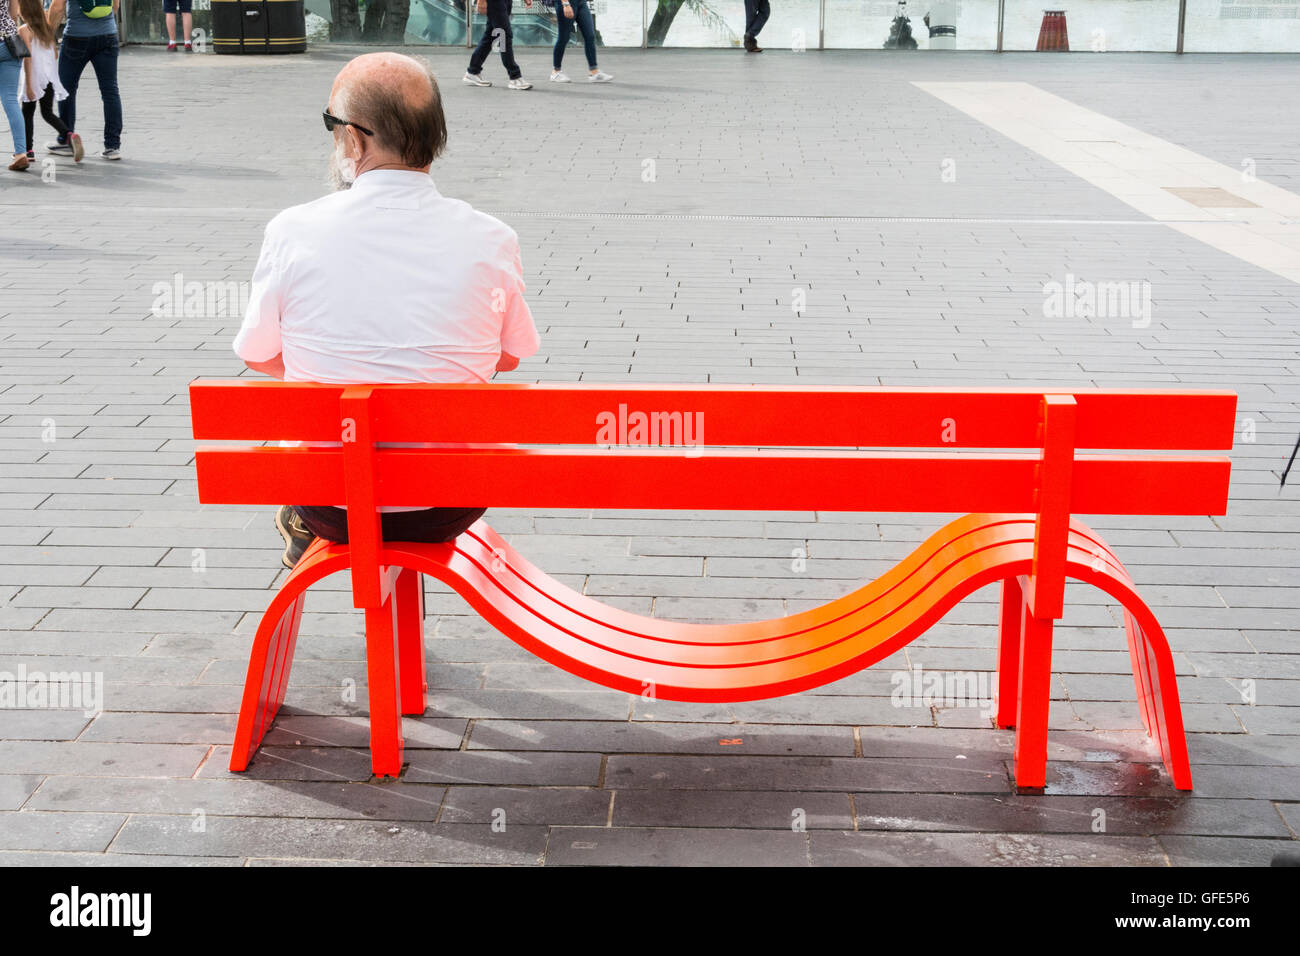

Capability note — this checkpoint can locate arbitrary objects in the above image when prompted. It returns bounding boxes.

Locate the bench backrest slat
[193,447,1232,517]
[190,382,1237,450]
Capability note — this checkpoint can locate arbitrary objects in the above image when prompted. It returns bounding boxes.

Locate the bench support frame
[229,516,1194,790]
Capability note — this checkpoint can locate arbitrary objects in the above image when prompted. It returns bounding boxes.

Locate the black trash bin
[211,0,306,54]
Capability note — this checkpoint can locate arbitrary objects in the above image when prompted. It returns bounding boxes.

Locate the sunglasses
[322,110,374,137]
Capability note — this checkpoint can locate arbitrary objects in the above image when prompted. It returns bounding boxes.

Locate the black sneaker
[275,505,317,569]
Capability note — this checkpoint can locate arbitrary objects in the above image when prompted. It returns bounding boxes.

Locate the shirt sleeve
[498,233,541,360]
[233,223,285,363]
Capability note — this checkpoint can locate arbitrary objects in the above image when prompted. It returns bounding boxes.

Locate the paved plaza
[0,46,1298,866]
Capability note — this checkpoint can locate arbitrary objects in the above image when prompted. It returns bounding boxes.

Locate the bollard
[1036,9,1069,51]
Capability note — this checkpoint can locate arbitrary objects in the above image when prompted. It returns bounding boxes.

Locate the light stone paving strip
[0,48,1297,866]
[913,81,1300,283]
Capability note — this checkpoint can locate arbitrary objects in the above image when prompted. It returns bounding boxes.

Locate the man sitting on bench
[231,52,540,568]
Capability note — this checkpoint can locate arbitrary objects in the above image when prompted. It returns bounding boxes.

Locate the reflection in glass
[825,0,1001,48]
[648,0,818,47]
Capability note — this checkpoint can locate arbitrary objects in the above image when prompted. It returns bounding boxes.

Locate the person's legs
[183,11,194,46]
[553,3,573,71]
[753,0,771,36]
[0,51,26,158]
[573,0,598,70]
[292,506,486,545]
[166,13,177,43]
[22,100,35,156]
[489,0,521,80]
[57,36,93,142]
[88,35,123,151]
[382,508,487,543]
[467,11,497,74]
[38,85,71,140]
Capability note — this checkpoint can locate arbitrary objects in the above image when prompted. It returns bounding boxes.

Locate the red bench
[189,382,1236,789]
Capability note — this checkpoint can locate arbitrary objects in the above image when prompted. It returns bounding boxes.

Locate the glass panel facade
[645,0,820,48]
[1184,0,1300,51]
[120,0,1300,50]
[126,0,215,43]
[824,0,999,49]
[1001,1,1182,52]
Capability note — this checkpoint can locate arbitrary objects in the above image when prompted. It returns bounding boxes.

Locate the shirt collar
[351,169,440,194]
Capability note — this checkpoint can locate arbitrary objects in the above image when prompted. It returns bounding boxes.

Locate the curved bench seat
[232,512,1192,789]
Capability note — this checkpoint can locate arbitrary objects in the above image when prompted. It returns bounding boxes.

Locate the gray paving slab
[544,826,810,866]
[1157,836,1299,867]
[109,814,549,865]
[809,831,1170,866]
[0,810,126,852]
[466,719,857,755]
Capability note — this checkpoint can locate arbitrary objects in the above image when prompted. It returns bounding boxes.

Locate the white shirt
[233,169,540,383]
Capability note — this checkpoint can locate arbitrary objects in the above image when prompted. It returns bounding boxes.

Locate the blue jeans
[0,44,25,156]
[554,0,597,71]
[744,0,770,37]
[58,33,122,150]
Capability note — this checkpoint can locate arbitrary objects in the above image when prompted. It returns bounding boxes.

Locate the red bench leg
[395,567,427,716]
[364,583,405,778]
[1124,609,1157,739]
[230,590,306,771]
[1124,608,1193,789]
[1012,592,1055,789]
[994,576,1024,729]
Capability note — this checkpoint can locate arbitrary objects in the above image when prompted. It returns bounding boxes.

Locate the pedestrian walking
[549,0,611,84]
[46,0,122,161]
[15,0,81,163]
[464,0,533,91]
[743,0,769,52]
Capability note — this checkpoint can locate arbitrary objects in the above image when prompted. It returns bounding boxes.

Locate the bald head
[328,53,448,173]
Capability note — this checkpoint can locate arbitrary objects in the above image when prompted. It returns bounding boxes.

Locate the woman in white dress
[15,0,80,162]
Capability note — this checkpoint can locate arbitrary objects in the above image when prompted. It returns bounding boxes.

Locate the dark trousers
[22,84,71,154]
[468,0,520,80]
[57,33,123,150]
[292,505,486,545]
[554,0,598,71]
[744,0,770,38]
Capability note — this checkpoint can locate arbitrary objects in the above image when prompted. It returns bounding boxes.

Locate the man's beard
[328,141,357,191]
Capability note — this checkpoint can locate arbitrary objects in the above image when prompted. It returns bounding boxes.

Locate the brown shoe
[8,153,29,172]
[275,505,317,569]
[743,34,756,51]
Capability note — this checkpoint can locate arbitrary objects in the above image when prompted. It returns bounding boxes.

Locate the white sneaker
[587,71,613,83]
[550,71,571,83]
[462,72,491,87]
[507,77,533,91]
